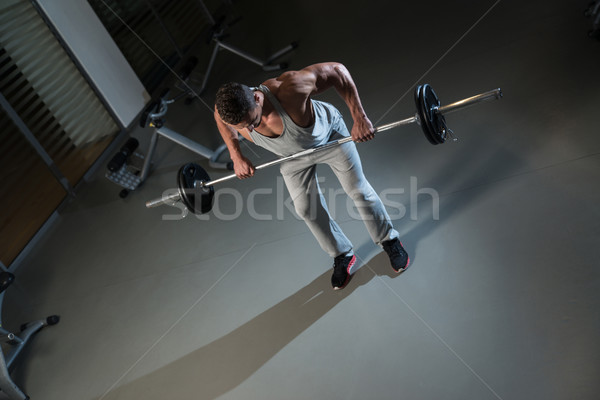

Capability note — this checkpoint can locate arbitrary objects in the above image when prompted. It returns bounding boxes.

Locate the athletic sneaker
[331,253,356,290]
[382,239,409,273]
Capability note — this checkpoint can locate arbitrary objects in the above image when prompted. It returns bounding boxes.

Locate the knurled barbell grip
[202,88,501,189]
[202,114,419,188]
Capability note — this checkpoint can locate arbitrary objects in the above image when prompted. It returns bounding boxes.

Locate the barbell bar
[146,84,502,213]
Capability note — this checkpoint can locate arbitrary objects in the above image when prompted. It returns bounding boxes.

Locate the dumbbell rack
[105,152,146,193]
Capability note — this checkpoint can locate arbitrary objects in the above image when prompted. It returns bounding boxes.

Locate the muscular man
[214,62,409,290]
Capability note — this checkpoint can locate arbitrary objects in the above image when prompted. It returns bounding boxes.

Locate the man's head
[215,83,257,125]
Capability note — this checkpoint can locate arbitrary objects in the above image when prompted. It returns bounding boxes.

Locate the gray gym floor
[4,0,600,399]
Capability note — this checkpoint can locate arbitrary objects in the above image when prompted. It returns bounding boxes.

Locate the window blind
[0,0,120,265]
[0,0,118,150]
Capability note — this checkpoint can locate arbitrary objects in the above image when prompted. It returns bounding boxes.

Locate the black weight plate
[414,85,440,145]
[420,84,446,145]
[415,85,437,144]
[178,163,214,214]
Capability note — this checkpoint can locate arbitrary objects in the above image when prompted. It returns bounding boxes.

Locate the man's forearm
[331,63,368,122]
[221,130,245,162]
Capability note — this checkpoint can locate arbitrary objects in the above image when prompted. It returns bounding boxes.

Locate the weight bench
[0,271,59,399]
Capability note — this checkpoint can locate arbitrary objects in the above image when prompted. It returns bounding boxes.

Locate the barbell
[146,84,502,214]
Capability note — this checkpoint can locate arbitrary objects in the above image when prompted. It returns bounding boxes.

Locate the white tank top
[248,84,348,157]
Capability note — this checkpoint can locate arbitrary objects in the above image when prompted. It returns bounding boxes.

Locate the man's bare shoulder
[261,76,282,93]
[263,69,316,102]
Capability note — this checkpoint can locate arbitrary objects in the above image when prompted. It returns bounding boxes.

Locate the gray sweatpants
[280,139,399,258]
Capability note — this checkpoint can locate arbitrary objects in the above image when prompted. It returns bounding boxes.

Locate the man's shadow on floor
[99,140,524,399]
[96,249,398,400]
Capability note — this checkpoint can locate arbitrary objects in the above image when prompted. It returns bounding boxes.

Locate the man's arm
[288,62,375,142]
[214,107,255,178]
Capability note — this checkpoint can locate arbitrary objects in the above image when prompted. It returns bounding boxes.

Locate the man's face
[229,105,262,133]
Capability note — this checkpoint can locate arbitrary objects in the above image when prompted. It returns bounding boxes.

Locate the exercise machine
[197,15,297,95]
[0,271,59,399]
[106,57,236,198]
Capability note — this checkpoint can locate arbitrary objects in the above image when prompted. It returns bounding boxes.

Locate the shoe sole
[333,255,356,290]
[394,255,410,273]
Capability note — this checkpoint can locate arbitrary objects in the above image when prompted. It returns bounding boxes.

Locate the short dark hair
[215,83,255,124]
